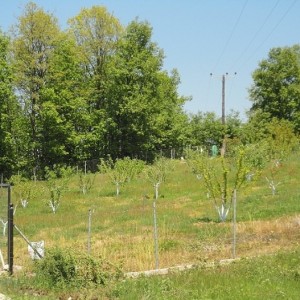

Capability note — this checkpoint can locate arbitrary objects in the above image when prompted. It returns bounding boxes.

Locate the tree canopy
[0,3,190,178]
[249,45,300,132]
[0,2,299,180]
[105,20,188,158]
[0,31,20,177]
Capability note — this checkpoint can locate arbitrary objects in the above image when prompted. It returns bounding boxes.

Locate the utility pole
[210,72,236,156]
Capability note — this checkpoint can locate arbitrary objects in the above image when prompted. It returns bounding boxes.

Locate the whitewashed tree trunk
[49,200,59,214]
[116,182,120,196]
[21,199,28,208]
[0,219,8,236]
[266,177,280,196]
[216,203,230,222]
[82,185,87,195]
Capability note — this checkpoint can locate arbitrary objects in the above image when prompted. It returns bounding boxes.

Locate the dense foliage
[249,45,300,131]
[0,2,189,178]
[0,2,300,180]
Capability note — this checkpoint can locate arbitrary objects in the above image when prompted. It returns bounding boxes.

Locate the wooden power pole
[210,72,236,156]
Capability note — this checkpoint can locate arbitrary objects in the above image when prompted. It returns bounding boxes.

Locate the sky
[0,0,299,120]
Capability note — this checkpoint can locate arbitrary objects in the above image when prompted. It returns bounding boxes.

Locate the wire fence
[74,146,210,173]
[2,150,299,272]
[8,193,300,273]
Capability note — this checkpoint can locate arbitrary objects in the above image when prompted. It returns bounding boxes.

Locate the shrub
[34,248,76,288]
[34,247,123,289]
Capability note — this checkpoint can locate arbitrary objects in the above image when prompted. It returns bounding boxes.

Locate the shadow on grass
[192,216,220,223]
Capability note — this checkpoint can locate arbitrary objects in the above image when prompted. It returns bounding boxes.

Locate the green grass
[0,151,299,298]
[108,249,300,300]
[1,248,299,299]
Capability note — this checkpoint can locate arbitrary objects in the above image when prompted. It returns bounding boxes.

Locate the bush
[34,247,123,289]
[34,248,76,288]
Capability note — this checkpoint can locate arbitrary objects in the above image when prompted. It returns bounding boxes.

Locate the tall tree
[0,31,28,178]
[0,31,19,178]
[249,45,300,132]
[68,6,122,158]
[106,20,188,159]
[39,33,90,166]
[11,2,61,176]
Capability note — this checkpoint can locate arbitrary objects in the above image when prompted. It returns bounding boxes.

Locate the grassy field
[1,249,299,299]
[108,249,300,300]
[0,151,299,299]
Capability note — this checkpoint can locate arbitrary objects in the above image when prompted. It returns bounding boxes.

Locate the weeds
[32,247,122,289]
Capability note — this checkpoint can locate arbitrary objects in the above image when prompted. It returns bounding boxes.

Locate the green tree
[225,110,243,139]
[9,174,38,208]
[11,2,61,176]
[265,118,298,161]
[0,31,21,178]
[68,6,122,159]
[152,69,190,152]
[240,109,271,144]
[38,33,89,166]
[249,45,300,132]
[241,112,298,161]
[106,20,188,158]
[44,165,73,213]
[78,171,96,195]
[99,156,144,196]
[145,157,172,200]
[188,110,243,152]
[187,146,260,222]
[188,112,224,150]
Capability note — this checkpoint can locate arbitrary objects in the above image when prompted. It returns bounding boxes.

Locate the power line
[207,1,296,118]
[239,0,298,71]
[212,0,249,72]
[229,0,281,72]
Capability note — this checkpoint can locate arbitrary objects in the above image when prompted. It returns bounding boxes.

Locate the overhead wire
[207,0,297,117]
[212,0,249,73]
[229,0,281,72]
[202,0,296,115]
[208,1,248,117]
[237,0,298,72]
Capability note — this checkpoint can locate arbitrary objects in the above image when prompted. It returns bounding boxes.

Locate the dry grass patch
[11,212,300,274]
[235,214,300,256]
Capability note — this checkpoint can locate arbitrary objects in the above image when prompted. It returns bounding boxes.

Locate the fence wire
[11,195,300,272]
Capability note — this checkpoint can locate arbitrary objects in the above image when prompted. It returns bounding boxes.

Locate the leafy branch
[99,157,144,196]
[44,165,73,213]
[145,157,173,200]
[187,145,263,221]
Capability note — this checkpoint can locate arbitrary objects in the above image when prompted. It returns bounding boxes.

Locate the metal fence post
[153,201,159,269]
[87,209,92,254]
[8,201,14,275]
[232,189,237,259]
